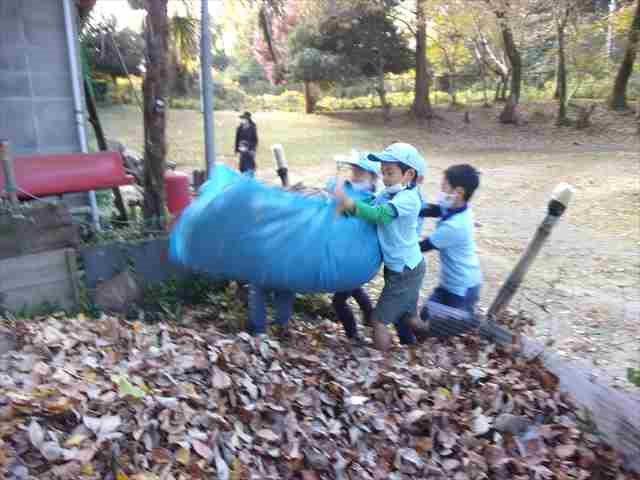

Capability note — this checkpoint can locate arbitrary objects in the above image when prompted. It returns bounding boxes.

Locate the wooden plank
[521,336,640,474]
[0,204,79,260]
[0,204,74,229]
[0,249,78,313]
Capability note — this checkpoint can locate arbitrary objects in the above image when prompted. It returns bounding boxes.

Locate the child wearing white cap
[335,142,427,352]
[328,151,380,343]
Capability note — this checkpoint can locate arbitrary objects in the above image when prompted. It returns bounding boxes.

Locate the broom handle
[487,183,574,321]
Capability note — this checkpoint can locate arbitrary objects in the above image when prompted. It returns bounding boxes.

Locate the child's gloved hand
[334,177,355,215]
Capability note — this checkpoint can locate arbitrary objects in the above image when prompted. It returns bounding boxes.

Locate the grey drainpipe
[62,0,100,230]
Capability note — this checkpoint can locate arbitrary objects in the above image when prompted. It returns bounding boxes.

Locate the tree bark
[556,11,569,126]
[376,57,391,122]
[501,75,509,100]
[497,12,521,124]
[412,0,433,119]
[448,74,457,105]
[303,80,314,114]
[142,0,169,228]
[609,0,640,110]
[472,42,490,107]
[636,97,640,135]
[553,62,560,99]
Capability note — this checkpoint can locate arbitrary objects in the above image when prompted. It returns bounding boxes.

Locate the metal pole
[487,182,575,321]
[201,0,215,178]
[0,140,19,206]
[63,0,100,230]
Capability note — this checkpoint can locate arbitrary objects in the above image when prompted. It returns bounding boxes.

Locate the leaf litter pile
[0,314,637,480]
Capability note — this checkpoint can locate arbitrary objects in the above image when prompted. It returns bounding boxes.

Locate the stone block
[31,72,73,98]
[0,99,37,154]
[0,47,28,72]
[0,72,31,98]
[26,43,68,74]
[32,98,78,150]
[0,18,25,48]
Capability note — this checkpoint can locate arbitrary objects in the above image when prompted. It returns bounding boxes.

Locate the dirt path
[264,148,640,393]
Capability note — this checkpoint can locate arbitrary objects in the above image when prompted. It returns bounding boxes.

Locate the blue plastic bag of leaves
[169,165,382,293]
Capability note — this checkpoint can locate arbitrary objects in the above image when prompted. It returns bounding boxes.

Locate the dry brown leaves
[0,314,637,480]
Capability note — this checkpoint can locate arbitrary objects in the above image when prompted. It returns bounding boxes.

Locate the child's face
[381,162,415,187]
[350,166,374,184]
[441,177,466,205]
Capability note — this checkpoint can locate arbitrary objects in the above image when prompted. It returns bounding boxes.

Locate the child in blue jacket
[413,164,482,336]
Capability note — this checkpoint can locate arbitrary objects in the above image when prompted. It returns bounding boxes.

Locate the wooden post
[272,144,289,187]
[0,140,18,206]
[142,0,169,229]
[487,182,574,321]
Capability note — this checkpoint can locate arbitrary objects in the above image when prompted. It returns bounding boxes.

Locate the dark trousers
[248,285,295,335]
[419,285,481,338]
[332,288,373,338]
[424,285,480,317]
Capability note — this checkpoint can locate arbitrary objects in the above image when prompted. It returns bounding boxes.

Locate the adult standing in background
[235,111,258,177]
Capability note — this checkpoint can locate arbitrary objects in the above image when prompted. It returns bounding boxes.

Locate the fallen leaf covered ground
[0,313,637,479]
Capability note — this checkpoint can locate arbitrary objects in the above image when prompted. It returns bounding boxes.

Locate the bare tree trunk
[142,0,169,228]
[553,62,560,99]
[303,80,314,114]
[472,42,490,107]
[376,58,391,122]
[556,12,569,126]
[481,75,490,107]
[609,0,639,110]
[497,13,521,124]
[412,0,433,119]
[501,75,509,101]
[607,0,617,59]
[449,75,457,105]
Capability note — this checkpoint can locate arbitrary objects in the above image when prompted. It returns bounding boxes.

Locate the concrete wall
[0,0,82,156]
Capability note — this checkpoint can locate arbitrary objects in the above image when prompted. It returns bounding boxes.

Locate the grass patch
[97,106,442,172]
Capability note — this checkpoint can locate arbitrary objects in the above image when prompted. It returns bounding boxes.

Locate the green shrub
[169,97,200,110]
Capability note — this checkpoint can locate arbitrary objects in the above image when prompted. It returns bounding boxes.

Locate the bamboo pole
[487,182,575,321]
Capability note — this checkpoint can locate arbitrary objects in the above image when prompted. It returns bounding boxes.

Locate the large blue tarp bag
[169,165,382,293]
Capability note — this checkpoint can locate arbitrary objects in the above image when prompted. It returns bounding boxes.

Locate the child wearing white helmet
[336,142,427,352]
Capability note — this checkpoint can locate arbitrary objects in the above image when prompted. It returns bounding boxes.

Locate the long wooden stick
[487,182,574,321]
